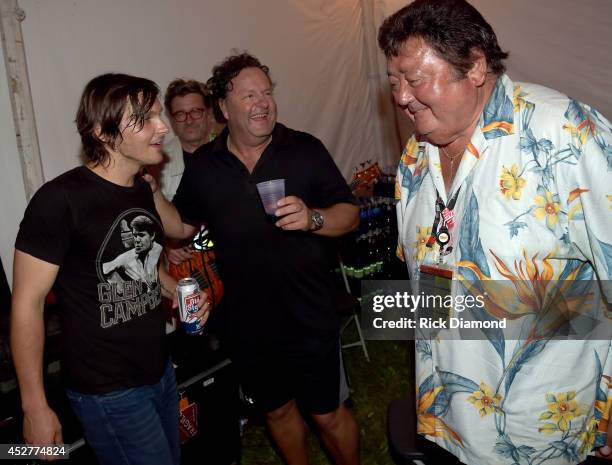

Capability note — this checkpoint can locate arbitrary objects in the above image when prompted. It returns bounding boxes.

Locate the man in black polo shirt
[151,53,361,465]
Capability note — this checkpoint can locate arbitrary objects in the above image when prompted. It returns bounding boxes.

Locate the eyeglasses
[171,107,205,122]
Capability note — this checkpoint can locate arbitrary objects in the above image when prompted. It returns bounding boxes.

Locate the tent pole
[0,0,44,201]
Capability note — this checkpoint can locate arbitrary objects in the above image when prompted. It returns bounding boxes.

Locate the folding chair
[336,260,369,362]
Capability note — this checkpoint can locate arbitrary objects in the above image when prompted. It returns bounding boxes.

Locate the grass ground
[240,338,413,465]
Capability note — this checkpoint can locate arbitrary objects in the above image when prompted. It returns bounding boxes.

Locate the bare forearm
[10,251,60,413]
[10,297,48,413]
[159,264,177,300]
[314,203,359,237]
[11,251,63,444]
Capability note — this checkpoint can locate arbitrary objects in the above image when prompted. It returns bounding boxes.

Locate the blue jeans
[66,361,180,465]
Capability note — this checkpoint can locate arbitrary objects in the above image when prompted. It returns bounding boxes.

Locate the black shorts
[232,330,342,415]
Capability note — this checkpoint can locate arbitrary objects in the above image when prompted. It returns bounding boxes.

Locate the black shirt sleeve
[308,138,357,209]
[15,180,73,266]
[172,157,206,226]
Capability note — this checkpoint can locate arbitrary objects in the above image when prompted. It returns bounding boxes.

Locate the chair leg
[352,312,370,362]
[340,313,370,362]
[341,314,354,332]
[337,257,370,361]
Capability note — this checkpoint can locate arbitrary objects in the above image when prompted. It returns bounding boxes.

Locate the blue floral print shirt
[396,74,612,465]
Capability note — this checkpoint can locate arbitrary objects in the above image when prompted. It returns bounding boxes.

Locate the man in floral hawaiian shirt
[379,0,612,464]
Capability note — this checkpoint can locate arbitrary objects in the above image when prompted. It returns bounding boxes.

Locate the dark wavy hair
[75,73,159,167]
[378,0,508,78]
[207,52,271,102]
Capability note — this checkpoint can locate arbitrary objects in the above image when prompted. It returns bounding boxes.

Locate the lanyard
[426,186,461,250]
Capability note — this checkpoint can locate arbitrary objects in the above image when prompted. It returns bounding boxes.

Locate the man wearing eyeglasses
[159,79,225,271]
[161,78,224,208]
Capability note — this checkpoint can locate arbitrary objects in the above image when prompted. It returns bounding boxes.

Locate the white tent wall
[0,41,27,288]
[1,0,611,287]
[0,0,395,287]
[377,0,612,145]
[474,0,612,120]
[18,0,389,181]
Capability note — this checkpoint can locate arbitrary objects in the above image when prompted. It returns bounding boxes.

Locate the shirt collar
[211,122,294,154]
[480,74,516,140]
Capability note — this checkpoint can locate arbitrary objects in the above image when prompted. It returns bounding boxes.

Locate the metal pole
[0,0,44,200]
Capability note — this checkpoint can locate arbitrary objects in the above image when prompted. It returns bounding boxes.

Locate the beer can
[177,277,203,335]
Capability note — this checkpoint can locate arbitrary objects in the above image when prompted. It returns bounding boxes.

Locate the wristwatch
[310,209,324,231]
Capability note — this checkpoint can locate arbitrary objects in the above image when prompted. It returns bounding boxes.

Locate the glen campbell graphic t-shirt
[16,167,167,394]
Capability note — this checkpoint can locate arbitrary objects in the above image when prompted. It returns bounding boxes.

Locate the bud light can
[177,277,203,335]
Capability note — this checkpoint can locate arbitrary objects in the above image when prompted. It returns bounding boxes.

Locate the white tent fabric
[378,0,612,142]
[474,0,612,121]
[17,0,396,182]
[0,51,27,287]
[0,0,610,284]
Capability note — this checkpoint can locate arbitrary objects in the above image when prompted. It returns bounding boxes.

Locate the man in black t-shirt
[11,74,209,465]
[150,54,361,465]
